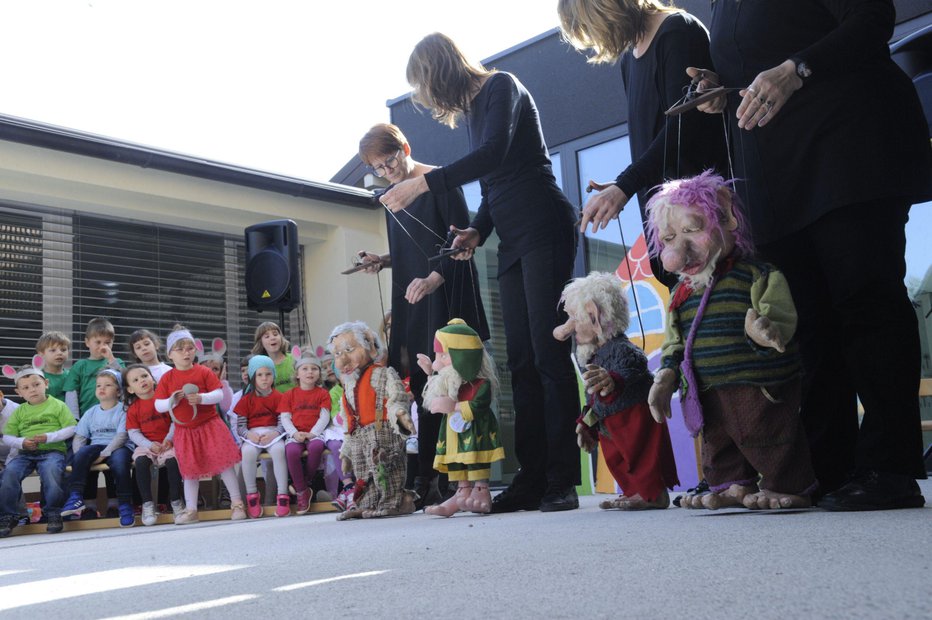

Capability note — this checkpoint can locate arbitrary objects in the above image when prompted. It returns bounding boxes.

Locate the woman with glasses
[379,33,581,513]
[356,122,489,511]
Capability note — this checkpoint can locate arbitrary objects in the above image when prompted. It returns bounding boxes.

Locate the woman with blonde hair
[558,0,727,288]
[380,33,581,513]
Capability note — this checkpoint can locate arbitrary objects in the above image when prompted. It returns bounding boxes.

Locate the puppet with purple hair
[646,171,817,510]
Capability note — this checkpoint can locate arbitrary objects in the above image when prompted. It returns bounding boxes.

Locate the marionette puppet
[416,319,504,517]
[327,321,417,520]
[553,274,679,510]
[645,171,816,510]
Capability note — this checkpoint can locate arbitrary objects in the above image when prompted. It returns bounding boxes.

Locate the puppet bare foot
[337,507,364,521]
[426,485,470,517]
[600,489,670,510]
[743,489,812,510]
[680,484,756,509]
[467,484,492,514]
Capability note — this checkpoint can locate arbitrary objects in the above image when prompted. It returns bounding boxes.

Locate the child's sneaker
[46,512,64,534]
[246,492,262,518]
[275,494,290,517]
[405,435,419,454]
[170,500,185,521]
[331,492,347,512]
[230,501,247,521]
[174,510,199,525]
[118,503,135,528]
[141,501,158,526]
[0,515,17,538]
[344,488,356,511]
[218,485,232,509]
[295,489,312,515]
[60,492,86,518]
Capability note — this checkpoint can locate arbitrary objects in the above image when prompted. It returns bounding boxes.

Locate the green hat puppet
[433,318,483,382]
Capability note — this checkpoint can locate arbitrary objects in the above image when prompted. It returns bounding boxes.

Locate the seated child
[318,353,355,511]
[0,363,77,537]
[198,338,234,413]
[61,367,135,527]
[36,331,71,402]
[127,329,172,382]
[279,352,332,514]
[234,355,289,518]
[124,364,183,525]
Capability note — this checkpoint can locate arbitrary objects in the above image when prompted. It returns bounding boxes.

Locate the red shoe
[275,494,290,517]
[246,492,262,518]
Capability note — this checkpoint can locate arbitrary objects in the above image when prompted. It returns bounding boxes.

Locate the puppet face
[658,204,734,287]
[15,374,49,405]
[432,350,452,373]
[330,332,372,377]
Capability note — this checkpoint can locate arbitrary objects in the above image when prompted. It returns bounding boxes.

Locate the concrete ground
[0,480,929,619]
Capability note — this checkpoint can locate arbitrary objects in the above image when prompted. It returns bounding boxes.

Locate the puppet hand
[428,396,456,415]
[405,273,442,304]
[686,67,725,113]
[648,368,677,423]
[380,176,428,213]
[449,226,479,260]
[580,181,629,234]
[416,353,433,377]
[745,308,786,352]
[576,422,599,453]
[583,364,614,397]
[397,410,416,433]
[737,60,801,130]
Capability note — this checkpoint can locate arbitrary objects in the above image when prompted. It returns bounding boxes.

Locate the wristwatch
[790,57,812,82]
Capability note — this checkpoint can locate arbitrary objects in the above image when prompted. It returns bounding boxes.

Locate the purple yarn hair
[644,170,755,260]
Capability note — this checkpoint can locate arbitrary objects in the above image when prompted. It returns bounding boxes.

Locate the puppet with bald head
[646,171,816,510]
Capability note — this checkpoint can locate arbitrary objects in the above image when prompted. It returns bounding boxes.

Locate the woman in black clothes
[559,0,728,289]
[380,33,581,513]
[356,122,489,509]
[691,0,932,510]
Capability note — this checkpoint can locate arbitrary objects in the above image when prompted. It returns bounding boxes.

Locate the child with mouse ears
[154,324,246,523]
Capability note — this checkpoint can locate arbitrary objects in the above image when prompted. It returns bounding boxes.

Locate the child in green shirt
[36,331,71,402]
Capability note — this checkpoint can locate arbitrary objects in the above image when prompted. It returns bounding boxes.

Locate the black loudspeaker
[244,219,301,312]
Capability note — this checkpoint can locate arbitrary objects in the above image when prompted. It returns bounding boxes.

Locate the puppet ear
[292,345,302,358]
[32,355,45,370]
[584,300,604,340]
[194,339,204,354]
[212,338,227,356]
[2,365,17,379]
[717,186,739,232]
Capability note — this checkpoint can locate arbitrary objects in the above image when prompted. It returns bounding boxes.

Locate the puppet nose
[661,242,689,273]
[553,318,576,341]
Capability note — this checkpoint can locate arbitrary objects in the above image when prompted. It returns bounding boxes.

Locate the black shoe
[413,476,442,512]
[0,515,16,538]
[46,512,64,534]
[819,470,925,512]
[490,484,542,513]
[539,485,579,512]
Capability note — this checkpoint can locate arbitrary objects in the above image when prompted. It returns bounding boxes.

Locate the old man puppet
[554,272,679,509]
[645,171,817,509]
[327,321,417,519]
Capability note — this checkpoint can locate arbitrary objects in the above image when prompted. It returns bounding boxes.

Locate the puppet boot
[600,489,670,510]
[426,482,472,517]
[743,488,812,510]
[465,482,492,514]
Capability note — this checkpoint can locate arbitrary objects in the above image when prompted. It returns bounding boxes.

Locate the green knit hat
[433,318,483,381]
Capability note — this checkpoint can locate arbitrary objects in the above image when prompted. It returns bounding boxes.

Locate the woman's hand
[737,60,802,130]
[380,176,429,213]
[449,226,479,260]
[580,181,629,234]
[405,272,444,304]
[686,67,726,114]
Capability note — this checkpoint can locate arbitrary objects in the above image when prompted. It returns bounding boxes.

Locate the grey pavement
[0,480,930,619]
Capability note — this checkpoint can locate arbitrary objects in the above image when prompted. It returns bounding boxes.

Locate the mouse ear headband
[198,338,227,364]
[2,355,46,382]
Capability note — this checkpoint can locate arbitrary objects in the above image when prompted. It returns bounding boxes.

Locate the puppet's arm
[745,268,798,353]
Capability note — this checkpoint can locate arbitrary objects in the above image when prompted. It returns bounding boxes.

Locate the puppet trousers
[345,424,407,513]
[600,402,679,501]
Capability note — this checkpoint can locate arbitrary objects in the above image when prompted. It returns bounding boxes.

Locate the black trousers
[498,236,581,491]
[760,200,926,493]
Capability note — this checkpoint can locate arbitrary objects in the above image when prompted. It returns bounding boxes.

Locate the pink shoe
[295,489,312,515]
[275,494,290,517]
[246,492,262,519]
